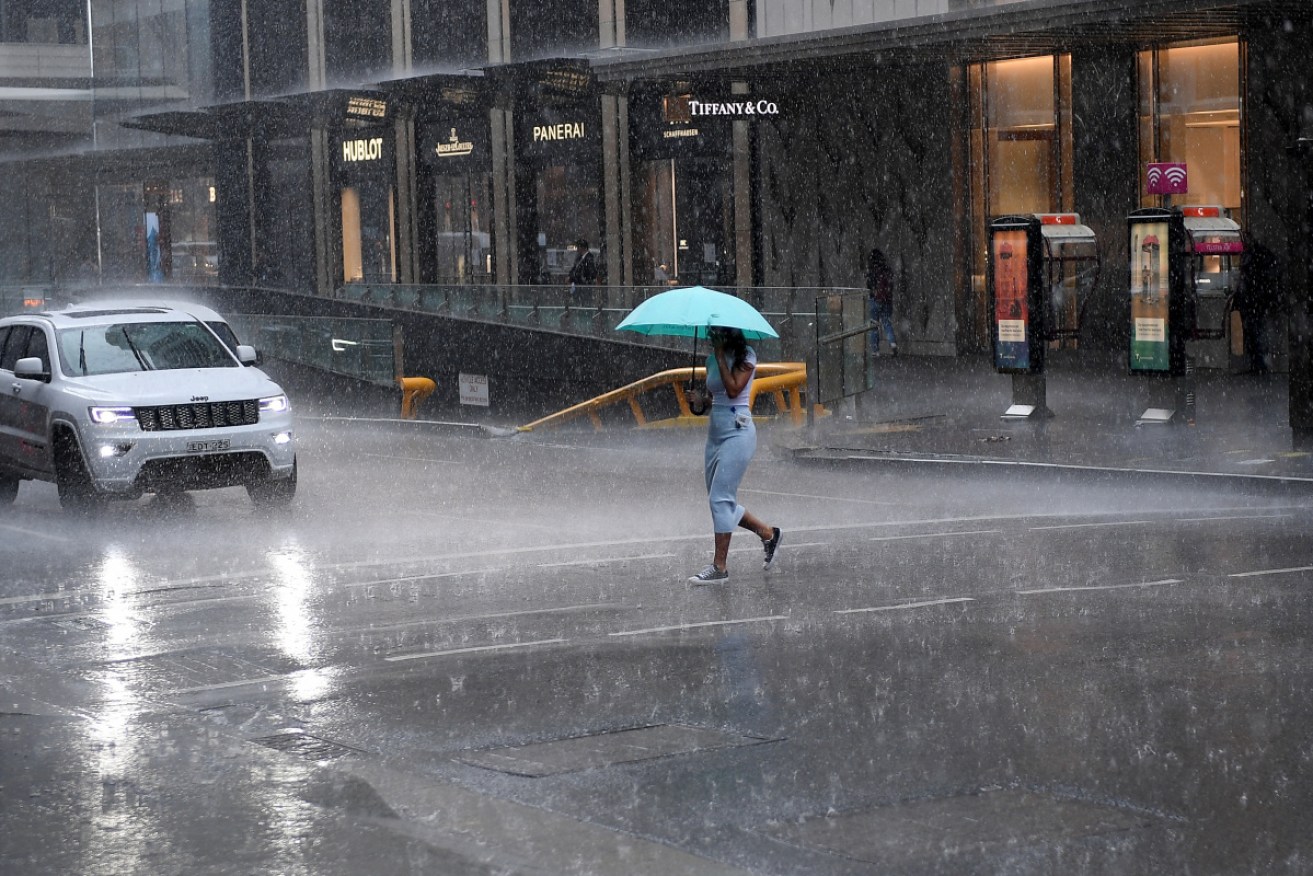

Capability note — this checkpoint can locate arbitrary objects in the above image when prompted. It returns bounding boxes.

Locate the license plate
[186,439,230,453]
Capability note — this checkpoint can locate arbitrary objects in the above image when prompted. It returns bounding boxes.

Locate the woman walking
[688,326,782,583]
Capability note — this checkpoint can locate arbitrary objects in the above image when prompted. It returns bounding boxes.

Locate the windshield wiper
[118,325,151,371]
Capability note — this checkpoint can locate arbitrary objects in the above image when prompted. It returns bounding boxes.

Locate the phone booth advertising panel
[988,216,1043,374]
[1128,208,1187,376]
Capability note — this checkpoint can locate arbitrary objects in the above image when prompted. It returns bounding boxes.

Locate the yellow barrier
[398,376,437,419]
[518,362,808,433]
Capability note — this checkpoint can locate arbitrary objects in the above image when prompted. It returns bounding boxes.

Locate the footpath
[787,350,1313,486]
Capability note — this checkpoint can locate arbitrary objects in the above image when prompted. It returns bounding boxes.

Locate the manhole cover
[459,723,778,777]
[252,731,363,761]
[764,788,1154,867]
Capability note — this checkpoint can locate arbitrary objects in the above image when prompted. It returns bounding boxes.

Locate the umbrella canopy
[615,285,778,340]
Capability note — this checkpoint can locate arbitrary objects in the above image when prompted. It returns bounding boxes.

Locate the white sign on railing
[459,373,489,406]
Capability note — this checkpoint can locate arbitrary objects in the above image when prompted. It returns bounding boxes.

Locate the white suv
[0,303,296,510]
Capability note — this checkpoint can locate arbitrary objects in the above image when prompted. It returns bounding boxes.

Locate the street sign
[459,373,489,407]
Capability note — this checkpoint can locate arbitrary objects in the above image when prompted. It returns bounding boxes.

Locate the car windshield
[57,321,238,376]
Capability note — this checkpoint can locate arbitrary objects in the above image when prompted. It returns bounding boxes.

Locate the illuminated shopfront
[335,97,396,284]
[1139,39,1242,216]
[967,55,1075,347]
[629,88,734,287]
[419,116,494,283]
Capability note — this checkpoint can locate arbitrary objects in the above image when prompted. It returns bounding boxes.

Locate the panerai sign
[689,99,780,118]
[533,121,586,142]
[342,136,385,162]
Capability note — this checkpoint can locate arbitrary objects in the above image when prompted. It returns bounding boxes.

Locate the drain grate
[46,615,111,633]
[252,731,364,761]
[459,723,778,777]
[89,648,305,695]
[763,788,1155,867]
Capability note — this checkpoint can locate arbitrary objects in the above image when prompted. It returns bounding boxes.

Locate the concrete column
[1244,16,1313,440]
[394,111,419,284]
[310,127,337,296]
[491,108,517,284]
[601,93,632,289]
[1069,46,1139,353]
[732,81,753,290]
[600,0,622,49]
[729,0,749,40]
[305,0,326,90]
[392,0,411,76]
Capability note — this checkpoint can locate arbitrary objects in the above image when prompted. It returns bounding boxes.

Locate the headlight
[259,394,289,413]
[89,406,135,425]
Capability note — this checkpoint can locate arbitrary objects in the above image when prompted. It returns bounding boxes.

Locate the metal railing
[331,283,860,362]
[517,362,809,433]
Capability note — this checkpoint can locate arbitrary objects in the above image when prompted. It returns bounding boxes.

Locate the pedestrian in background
[866,246,897,356]
[568,239,597,293]
[1237,236,1280,374]
[686,326,782,583]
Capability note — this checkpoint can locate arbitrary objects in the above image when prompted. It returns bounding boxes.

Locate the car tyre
[54,433,106,513]
[247,457,296,509]
[0,474,18,506]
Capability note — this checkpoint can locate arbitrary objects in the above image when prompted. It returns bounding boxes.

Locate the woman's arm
[715,348,754,399]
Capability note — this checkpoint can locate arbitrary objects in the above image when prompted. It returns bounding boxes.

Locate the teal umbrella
[615,286,778,340]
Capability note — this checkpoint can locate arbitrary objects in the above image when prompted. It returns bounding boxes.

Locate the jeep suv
[0,304,296,510]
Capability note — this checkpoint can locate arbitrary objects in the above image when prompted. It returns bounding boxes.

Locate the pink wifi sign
[1146,162,1188,195]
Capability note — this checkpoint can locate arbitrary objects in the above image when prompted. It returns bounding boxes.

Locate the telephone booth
[1181,205,1243,350]
[1035,214,1100,347]
[988,213,1100,417]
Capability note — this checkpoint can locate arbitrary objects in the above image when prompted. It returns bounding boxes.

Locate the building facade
[1,1,1311,387]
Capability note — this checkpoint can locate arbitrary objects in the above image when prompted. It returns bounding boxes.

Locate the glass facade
[967,55,1074,348]
[1139,39,1242,216]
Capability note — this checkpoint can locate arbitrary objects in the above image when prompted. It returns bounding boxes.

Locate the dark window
[509,0,596,61]
[25,326,49,368]
[412,0,487,70]
[247,0,309,96]
[323,0,391,85]
[625,0,728,48]
[0,328,11,367]
[0,326,32,371]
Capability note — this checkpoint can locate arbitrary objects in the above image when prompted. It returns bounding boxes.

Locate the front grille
[135,399,259,432]
[136,451,271,491]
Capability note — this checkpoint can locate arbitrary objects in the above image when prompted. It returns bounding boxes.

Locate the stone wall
[755,62,960,355]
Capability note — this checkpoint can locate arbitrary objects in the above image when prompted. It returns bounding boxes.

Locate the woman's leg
[738,510,773,541]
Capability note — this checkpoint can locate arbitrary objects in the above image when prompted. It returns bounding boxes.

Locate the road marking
[609,615,788,638]
[0,589,94,607]
[343,569,502,589]
[537,553,675,569]
[361,453,462,465]
[1029,520,1153,531]
[0,523,68,543]
[1017,578,1181,595]
[170,674,292,694]
[834,597,974,615]
[358,603,623,635]
[740,488,897,506]
[1176,513,1292,522]
[385,638,567,662]
[869,529,1000,543]
[1228,565,1313,579]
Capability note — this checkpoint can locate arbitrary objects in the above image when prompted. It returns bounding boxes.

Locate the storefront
[333,95,397,285]
[628,86,735,287]
[511,64,603,285]
[418,115,494,284]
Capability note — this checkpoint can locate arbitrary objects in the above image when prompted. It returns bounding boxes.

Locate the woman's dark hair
[712,326,748,373]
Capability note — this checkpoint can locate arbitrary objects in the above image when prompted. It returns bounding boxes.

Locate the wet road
[2,418,1312,874]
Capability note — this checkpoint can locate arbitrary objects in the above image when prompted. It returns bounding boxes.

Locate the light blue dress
[704,347,757,533]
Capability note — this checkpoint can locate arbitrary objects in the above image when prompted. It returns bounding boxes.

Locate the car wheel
[247,457,296,509]
[0,474,18,506]
[54,433,106,513]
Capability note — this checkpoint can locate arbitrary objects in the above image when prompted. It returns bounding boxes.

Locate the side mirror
[14,356,49,382]
[236,345,259,366]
